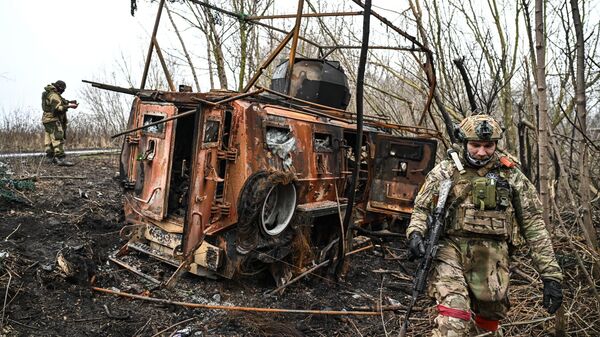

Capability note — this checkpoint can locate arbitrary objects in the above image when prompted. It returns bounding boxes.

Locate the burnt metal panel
[183,107,223,254]
[367,135,437,214]
[132,102,178,221]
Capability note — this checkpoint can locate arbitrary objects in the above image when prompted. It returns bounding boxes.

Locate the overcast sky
[0,0,156,117]
[0,0,414,119]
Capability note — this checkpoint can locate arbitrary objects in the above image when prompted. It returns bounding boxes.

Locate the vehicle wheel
[260,182,297,236]
[236,171,297,254]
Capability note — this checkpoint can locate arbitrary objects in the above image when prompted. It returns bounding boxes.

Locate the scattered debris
[56,245,96,285]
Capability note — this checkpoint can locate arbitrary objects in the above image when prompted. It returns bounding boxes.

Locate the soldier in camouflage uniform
[407,115,563,336]
[41,80,78,166]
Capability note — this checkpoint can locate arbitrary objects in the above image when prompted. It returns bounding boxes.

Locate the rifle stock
[399,179,453,337]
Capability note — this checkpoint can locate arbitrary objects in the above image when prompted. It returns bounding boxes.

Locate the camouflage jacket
[407,150,563,282]
[41,84,69,124]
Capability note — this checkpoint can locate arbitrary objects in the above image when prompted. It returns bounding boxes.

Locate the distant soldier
[41,80,78,166]
[407,115,563,336]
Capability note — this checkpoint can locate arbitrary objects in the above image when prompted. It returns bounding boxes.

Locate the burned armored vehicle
[108,57,437,284]
[88,0,443,287]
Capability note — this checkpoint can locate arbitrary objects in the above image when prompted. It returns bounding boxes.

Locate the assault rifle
[399,179,453,337]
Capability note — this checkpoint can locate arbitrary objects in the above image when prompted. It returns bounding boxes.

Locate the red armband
[436,305,471,321]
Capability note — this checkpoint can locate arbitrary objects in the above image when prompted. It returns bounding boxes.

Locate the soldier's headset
[453,120,505,143]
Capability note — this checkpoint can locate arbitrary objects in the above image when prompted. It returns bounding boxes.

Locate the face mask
[465,148,493,167]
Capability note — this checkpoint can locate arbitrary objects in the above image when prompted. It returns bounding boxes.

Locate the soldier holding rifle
[403,115,563,336]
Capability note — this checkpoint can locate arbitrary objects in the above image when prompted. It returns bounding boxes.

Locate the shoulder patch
[499,156,516,168]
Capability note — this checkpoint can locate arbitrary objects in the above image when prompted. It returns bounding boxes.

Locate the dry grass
[0,108,121,153]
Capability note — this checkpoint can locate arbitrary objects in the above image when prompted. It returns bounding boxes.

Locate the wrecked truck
[107,57,438,285]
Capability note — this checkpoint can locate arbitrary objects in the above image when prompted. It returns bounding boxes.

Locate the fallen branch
[343,317,364,337]
[1,271,12,330]
[150,317,196,337]
[17,175,86,181]
[349,304,422,313]
[510,266,537,284]
[2,188,33,206]
[134,318,153,337]
[265,243,374,296]
[265,259,329,297]
[6,317,38,330]
[379,275,388,336]
[103,304,130,320]
[4,223,21,241]
[45,210,74,217]
[91,286,381,316]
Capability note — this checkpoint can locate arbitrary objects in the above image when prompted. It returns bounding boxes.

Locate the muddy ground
[0,154,587,336]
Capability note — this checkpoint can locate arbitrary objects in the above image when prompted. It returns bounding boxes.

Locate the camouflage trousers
[43,120,65,157]
[428,237,510,337]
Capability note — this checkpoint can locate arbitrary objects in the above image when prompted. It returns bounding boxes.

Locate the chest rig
[445,160,514,239]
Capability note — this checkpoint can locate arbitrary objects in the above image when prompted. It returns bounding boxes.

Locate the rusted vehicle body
[114,58,438,283]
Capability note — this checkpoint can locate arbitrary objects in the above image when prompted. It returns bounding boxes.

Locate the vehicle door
[131,102,178,221]
[368,135,437,215]
[183,106,223,255]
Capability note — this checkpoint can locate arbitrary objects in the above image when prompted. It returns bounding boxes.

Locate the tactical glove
[542,279,563,314]
[408,232,425,260]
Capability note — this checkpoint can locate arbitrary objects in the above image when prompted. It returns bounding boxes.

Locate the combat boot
[55,156,75,167]
[45,153,56,164]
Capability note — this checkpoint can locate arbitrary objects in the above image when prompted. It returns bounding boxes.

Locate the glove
[542,279,563,314]
[408,232,425,260]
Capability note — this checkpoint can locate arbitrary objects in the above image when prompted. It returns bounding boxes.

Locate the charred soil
[0,154,593,336]
[0,154,421,337]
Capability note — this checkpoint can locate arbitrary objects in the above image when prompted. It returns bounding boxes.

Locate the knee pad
[433,315,471,336]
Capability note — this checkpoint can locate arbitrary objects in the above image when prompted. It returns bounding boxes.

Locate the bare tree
[570,0,598,250]
[166,2,201,91]
[535,0,551,229]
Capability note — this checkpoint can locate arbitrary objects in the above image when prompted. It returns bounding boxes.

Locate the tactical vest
[445,160,522,244]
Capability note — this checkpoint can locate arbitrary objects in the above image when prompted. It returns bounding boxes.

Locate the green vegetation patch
[0,162,35,204]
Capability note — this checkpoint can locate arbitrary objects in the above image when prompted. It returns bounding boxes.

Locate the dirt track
[0,154,428,337]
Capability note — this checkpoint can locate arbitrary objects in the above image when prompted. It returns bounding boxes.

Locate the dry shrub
[0,108,121,153]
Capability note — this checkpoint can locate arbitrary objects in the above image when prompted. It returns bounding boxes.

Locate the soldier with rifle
[41,80,78,166]
[402,115,563,336]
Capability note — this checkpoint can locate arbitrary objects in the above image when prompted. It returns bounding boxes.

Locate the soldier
[41,80,78,166]
[407,115,563,336]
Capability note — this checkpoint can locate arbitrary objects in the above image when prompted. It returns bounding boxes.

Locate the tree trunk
[534,0,551,230]
[166,4,200,91]
[204,8,228,89]
[235,0,248,92]
[570,0,598,250]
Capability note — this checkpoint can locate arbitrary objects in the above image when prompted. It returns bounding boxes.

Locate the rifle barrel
[82,80,140,95]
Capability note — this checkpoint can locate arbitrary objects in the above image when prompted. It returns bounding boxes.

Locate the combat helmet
[454,114,503,167]
[455,114,503,142]
[53,80,66,93]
